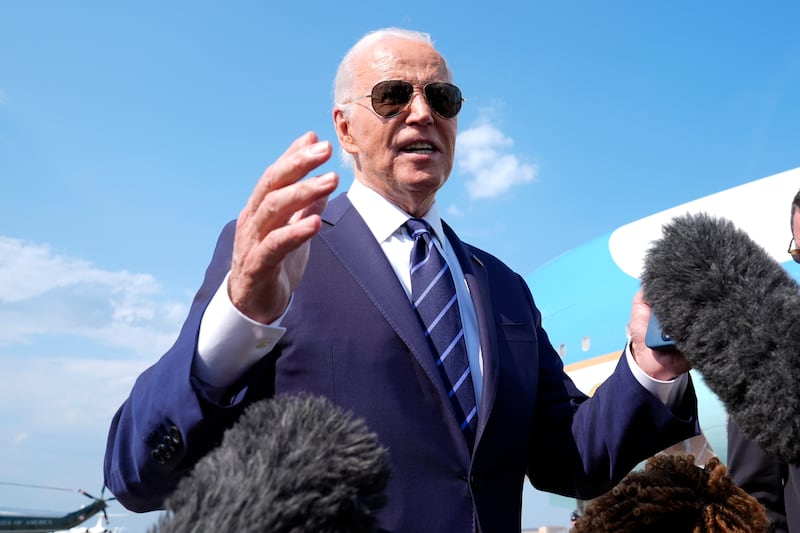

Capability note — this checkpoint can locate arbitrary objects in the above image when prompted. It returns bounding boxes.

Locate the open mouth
[401,142,436,155]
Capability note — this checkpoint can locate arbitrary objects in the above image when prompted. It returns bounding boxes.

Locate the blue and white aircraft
[522,167,800,518]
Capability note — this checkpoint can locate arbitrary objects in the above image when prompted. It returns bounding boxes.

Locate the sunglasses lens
[789,238,800,263]
[425,82,462,118]
[369,80,463,119]
[371,80,414,117]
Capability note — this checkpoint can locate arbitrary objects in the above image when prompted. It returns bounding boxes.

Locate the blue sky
[1,1,799,531]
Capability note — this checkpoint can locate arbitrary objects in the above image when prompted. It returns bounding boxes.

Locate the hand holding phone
[645,312,677,351]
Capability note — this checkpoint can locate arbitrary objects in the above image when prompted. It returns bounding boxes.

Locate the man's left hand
[629,288,691,380]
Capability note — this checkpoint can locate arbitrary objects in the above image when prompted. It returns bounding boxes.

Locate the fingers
[246,170,338,239]
[629,288,692,380]
[251,198,328,267]
[257,195,334,267]
[629,289,650,339]
[632,287,647,307]
[238,131,337,236]
[244,133,332,218]
[227,134,339,323]
[233,166,338,280]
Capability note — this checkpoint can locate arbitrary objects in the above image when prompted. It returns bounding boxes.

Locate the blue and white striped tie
[405,218,477,447]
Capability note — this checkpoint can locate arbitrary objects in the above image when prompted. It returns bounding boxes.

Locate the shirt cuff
[193,272,288,387]
[625,340,688,409]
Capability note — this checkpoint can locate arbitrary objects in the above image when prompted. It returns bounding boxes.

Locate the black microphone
[151,393,391,533]
[641,212,800,465]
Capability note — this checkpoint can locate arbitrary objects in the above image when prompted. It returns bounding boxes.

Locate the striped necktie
[405,218,477,447]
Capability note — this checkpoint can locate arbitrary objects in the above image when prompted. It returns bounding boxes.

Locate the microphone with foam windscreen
[641,212,800,465]
[150,393,391,533]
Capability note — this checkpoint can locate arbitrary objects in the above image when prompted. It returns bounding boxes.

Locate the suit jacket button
[151,449,165,464]
[169,425,182,446]
[156,443,172,461]
[469,474,481,488]
[162,434,176,453]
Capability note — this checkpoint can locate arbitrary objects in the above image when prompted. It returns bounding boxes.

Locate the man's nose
[406,90,434,122]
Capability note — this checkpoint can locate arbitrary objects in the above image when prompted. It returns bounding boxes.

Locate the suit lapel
[442,221,500,444]
[319,195,451,402]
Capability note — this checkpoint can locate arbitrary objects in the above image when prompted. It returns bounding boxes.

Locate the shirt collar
[347,179,445,243]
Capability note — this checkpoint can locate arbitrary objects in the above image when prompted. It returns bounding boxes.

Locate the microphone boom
[642,212,800,464]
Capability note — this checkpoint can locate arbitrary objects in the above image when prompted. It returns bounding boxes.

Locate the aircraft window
[582,336,590,351]
[558,344,566,358]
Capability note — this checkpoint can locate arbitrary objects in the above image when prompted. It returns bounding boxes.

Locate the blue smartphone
[645,313,677,351]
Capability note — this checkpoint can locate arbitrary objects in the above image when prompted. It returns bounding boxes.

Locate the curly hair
[571,454,769,532]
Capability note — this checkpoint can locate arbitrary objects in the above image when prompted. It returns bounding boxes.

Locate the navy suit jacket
[728,418,800,532]
[105,193,698,532]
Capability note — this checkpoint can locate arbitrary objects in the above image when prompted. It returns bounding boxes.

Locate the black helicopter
[0,484,114,533]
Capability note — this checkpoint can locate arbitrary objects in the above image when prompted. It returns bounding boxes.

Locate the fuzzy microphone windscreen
[641,212,800,465]
[150,393,391,533]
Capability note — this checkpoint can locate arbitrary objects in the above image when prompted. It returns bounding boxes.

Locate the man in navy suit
[104,28,699,532]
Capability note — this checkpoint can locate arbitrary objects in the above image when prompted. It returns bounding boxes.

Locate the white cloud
[0,237,155,303]
[446,204,464,217]
[0,238,182,505]
[0,237,187,356]
[456,121,538,199]
[0,355,150,433]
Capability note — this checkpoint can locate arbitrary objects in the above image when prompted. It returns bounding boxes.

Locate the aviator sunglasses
[348,80,465,119]
[789,238,800,264]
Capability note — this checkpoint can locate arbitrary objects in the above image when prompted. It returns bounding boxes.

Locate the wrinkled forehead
[351,39,451,91]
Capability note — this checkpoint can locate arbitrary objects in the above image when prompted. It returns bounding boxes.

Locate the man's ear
[333,107,358,156]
